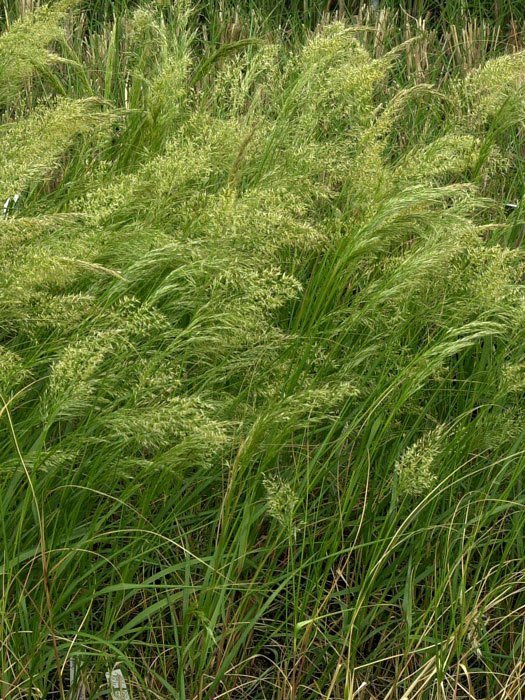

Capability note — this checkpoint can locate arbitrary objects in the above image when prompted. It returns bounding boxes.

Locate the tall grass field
[0,1,524,698]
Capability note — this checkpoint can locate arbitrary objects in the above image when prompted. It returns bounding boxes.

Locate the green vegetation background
[0,2,524,698]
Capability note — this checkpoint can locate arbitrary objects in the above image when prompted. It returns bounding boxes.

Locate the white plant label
[105,668,130,700]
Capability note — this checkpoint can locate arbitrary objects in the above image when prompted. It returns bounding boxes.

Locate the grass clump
[0,1,72,107]
[0,4,524,699]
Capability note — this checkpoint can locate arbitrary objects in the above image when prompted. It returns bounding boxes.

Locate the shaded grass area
[0,2,524,698]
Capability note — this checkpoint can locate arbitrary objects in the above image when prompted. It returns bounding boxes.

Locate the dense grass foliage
[3,1,525,26]
[0,3,524,698]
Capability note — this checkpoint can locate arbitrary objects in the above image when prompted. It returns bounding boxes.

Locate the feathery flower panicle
[0,347,30,395]
[0,214,80,261]
[396,134,480,185]
[18,293,95,335]
[395,426,445,497]
[211,43,280,117]
[41,331,119,421]
[467,612,488,660]
[127,7,164,59]
[464,51,525,121]
[78,173,139,226]
[37,448,81,472]
[109,296,172,338]
[0,97,109,203]
[216,267,302,312]
[299,22,373,79]
[267,379,361,427]
[104,396,228,464]
[0,3,68,106]
[500,363,525,396]
[131,361,182,405]
[263,474,300,538]
[292,23,387,140]
[148,54,190,122]
[461,243,525,309]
